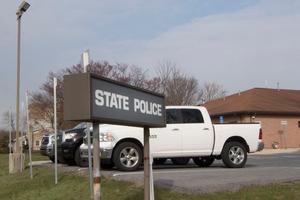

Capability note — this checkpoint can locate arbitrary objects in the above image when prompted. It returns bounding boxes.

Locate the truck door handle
[203,128,209,131]
[172,128,179,131]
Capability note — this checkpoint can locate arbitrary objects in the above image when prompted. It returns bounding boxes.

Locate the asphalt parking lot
[102,151,300,193]
[38,150,300,193]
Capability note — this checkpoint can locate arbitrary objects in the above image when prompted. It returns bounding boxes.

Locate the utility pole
[14,0,30,173]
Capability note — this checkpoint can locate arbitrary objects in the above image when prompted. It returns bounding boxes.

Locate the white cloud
[106,0,300,91]
[1,0,299,128]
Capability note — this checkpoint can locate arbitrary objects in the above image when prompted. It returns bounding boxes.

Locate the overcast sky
[0,0,299,128]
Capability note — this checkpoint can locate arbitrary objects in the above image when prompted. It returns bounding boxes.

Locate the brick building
[203,88,300,149]
[30,120,53,151]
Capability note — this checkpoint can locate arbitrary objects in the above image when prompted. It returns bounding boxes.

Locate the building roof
[203,88,300,117]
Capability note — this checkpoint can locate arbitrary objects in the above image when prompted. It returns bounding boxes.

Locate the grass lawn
[0,153,299,200]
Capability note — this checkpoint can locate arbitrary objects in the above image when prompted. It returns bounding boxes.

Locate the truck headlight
[65,133,76,139]
[64,133,77,142]
[100,132,115,142]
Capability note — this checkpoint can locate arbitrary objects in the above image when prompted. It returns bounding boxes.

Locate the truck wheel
[153,158,167,165]
[192,157,215,167]
[221,141,247,168]
[101,163,114,169]
[58,156,66,164]
[66,159,76,166]
[113,142,142,171]
[49,156,54,163]
[75,147,85,167]
[171,157,190,165]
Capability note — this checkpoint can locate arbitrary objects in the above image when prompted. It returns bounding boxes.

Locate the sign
[64,73,166,128]
[219,116,224,123]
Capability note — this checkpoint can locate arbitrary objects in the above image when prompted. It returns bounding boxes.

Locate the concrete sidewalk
[30,160,52,166]
[253,148,300,155]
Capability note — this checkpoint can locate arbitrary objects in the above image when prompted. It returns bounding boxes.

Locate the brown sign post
[64,73,166,200]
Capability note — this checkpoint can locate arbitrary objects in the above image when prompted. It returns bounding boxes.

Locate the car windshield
[41,137,49,145]
[73,122,87,129]
[72,122,93,130]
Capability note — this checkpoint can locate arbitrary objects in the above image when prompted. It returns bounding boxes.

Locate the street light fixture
[17,1,30,18]
[13,1,30,173]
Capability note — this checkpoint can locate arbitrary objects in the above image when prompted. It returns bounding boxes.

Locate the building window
[36,140,40,146]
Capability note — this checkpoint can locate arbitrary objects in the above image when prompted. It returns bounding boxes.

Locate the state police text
[94,89,162,116]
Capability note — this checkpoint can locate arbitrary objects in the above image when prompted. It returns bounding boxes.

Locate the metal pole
[93,123,101,199]
[26,91,33,179]
[9,109,12,154]
[20,102,25,172]
[150,154,155,200]
[87,124,93,198]
[144,127,150,200]
[82,50,90,73]
[8,109,12,174]
[82,49,93,198]
[15,0,30,174]
[15,12,22,173]
[54,77,58,184]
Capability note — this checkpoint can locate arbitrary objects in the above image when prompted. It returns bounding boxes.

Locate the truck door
[180,108,214,156]
[150,109,182,157]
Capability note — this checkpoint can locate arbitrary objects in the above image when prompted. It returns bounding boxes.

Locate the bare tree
[0,129,9,153]
[156,61,200,105]
[199,82,227,103]
[2,111,16,132]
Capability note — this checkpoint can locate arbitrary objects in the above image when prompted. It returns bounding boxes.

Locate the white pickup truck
[80,106,264,171]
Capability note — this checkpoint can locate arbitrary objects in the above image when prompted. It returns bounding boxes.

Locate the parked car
[61,122,90,165]
[40,134,55,159]
[48,131,65,163]
[80,106,264,171]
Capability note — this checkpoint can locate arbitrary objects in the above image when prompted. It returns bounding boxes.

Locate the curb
[253,148,300,155]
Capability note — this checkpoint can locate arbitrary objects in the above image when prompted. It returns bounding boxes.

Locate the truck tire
[221,141,247,168]
[153,158,167,165]
[171,157,190,165]
[58,155,66,164]
[49,156,54,163]
[113,142,142,171]
[101,162,114,169]
[75,147,86,167]
[193,156,215,167]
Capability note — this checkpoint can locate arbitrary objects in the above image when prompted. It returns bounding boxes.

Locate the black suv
[61,123,88,165]
[48,131,65,163]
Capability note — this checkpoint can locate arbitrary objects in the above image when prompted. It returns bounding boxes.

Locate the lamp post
[14,1,30,173]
